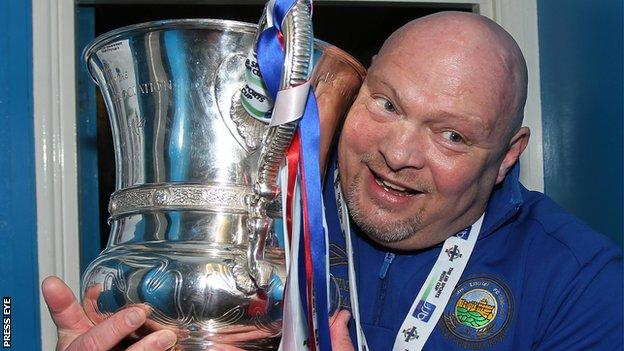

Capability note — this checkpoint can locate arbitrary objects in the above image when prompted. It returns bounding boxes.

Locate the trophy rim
[82,18,366,83]
[82,18,258,80]
[314,39,367,78]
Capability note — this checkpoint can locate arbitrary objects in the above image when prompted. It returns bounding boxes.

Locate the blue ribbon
[256,27,284,98]
[299,91,332,351]
[256,0,294,98]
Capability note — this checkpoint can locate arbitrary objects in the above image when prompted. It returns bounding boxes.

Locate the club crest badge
[441,276,513,348]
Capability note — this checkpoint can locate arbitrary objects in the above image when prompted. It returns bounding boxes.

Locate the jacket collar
[479,162,524,239]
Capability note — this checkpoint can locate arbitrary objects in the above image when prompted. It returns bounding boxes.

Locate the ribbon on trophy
[246,0,333,350]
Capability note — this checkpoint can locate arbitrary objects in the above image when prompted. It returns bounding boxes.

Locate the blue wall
[538,0,623,247]
[0,0,42,349]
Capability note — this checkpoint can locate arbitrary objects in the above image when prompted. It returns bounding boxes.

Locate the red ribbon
[284,131,318,350]
[285,131,301,242]
[299,145,318,351]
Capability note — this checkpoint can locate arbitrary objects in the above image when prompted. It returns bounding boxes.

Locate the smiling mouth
[372,172,420,196]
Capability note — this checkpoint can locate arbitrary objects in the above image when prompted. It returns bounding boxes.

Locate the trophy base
[173,336,280,350]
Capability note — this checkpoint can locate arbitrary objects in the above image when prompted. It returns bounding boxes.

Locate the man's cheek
[347,119,379,149]
[432,167,478,199]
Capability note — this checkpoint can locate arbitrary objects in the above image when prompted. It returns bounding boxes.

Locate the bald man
[42,11,622,351]
[326,11,622,351]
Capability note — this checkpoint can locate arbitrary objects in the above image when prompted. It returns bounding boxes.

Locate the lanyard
[333,168,370,351]
[333,167,484,351]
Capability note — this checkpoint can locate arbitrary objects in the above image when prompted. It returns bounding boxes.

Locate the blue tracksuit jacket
[325,158,623,350]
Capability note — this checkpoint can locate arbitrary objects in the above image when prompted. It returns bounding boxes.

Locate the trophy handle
[253,0,313,197]
[244,0,314,291]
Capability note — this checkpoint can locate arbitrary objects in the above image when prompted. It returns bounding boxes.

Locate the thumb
[330,310,355,351]
[41,276,93,334]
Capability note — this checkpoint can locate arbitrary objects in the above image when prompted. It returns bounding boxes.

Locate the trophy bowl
[80,17,365,350]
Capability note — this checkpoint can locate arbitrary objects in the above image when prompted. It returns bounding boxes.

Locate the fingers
[66,307,148,351]
[82,284,106,324]
[41,276,92,333]
[125,330,177,351]
[330,309,351,328]
[210,328,275,343]
[330,310,355,351]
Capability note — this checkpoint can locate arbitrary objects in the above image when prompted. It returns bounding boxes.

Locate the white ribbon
[269,81,311,127]
[279,167,310,350]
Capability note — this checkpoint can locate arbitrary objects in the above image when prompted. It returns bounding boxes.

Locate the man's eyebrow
[434,110,492,137]
[368,74,401,100]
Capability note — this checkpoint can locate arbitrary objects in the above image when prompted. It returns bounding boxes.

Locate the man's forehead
[370,46,500,103]
[379,33,498,71]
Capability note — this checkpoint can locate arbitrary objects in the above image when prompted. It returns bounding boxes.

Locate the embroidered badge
[441,276,513,349]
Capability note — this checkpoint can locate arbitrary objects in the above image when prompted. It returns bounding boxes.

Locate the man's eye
[442,131,465,144]
[374,97,396,113]
[383,99,396,112]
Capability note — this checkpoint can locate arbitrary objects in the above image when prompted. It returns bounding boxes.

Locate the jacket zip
[373,252,395,325]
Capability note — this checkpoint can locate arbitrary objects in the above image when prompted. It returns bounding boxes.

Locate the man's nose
[379,125,426,171]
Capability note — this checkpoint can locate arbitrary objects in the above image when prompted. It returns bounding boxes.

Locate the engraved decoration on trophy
[80,5,365,350]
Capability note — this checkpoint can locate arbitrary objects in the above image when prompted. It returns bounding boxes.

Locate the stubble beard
[345,173,425,244]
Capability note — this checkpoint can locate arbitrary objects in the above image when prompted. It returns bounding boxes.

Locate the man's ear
[496,127,530,184]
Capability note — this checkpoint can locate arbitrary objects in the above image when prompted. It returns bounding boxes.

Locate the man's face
[337,34,518,250]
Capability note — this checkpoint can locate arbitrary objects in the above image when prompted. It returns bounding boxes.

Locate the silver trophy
[80,5,365,350]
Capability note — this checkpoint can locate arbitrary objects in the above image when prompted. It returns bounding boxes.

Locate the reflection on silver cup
[81,18,365,350]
